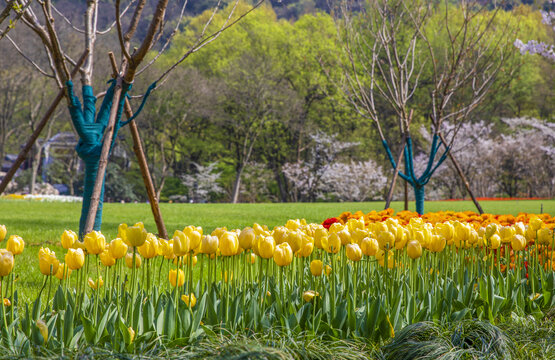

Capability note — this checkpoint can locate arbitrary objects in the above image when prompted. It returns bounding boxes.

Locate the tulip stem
[9,271,14,326]
[93,255,100,323]
[46,265,53,311]
[0,277,8,339]
[130,247,137,321]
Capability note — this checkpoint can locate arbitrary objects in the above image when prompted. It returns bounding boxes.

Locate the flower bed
[0,212,553,356]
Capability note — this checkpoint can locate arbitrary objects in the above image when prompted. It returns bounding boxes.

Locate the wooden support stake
[0,50,89,195]
[108,54,168,239]
[83,52,123,235]
[384,142,405,210]
[438,132,484,215]
[384,110,413,210]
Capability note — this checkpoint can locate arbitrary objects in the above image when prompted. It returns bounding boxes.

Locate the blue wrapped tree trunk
[66,80,131,237]
[382,135,449,215]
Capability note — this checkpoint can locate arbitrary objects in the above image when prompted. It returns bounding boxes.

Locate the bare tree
[3,0,263,236]
[337,0,514,214]
[0,0,31,40]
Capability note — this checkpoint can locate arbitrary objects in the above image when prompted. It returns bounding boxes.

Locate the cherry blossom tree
[514,1,555,61]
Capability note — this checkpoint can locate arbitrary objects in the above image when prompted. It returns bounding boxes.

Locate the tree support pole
[108,54,168,239]
[384,144,405,210]
[438,132,484,214]
[0,50,89,195]
[83,53,123,235]
[384,111,413,210]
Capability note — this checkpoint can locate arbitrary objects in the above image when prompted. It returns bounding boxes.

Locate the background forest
[1,0,554,203]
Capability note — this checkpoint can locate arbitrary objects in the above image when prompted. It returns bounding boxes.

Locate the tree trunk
[30,144,42,194]
[79,157,104,236]
[404,180,408,211]
[414,184,425,215]
[275,169,288,202]
[231,163,245,204]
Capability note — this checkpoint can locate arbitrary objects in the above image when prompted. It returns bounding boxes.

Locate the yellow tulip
[184,254,197,266]
[313,227,328,249]
[454,223,470,244]
[310,259,323,276]
[337,229,352,246]
[36,319,48,343]
[514,222,525,236]
[159,239,175,260]
[529,217,543,231]
[173,230,190,257]
[211,227,227,238]
[324,264,332,276]
[201,235,218,255]
[220,231,239,256]
[347,217,365,232]
[65,248,85,270]
[109,238,128,259]
[302,290,319,302]
[511,234,526,252]
[118,223,128,242]
[249,253,257,264]
[0,249,14,277]
[430,235,446,253]
[489,234,501,250]
[346,243,362,262]
[138,233,159,259]
[125,226,147,247]
[407,240,422,259]
[537,228,552,245]
[525,226,537,241]
[377,250,394,268]
[61,230,77,249]
[99,250,116,267]
[183,225,202,250]
[253,223,267,236]
[84,231,106,255]
[181,293,196,307]
[394,227,407,250]
[299,238,314,258]
[273,242,293,267]
[286,230,303,253]
[499,226,515,243]
[377,231,395,250]
[6,235,24,255]
[38,247,59,275]
[346,228,363,245]
[328,223,343,233]
[88,276,104,290]
[258,236,276,259]
[125,252,142,268]
[239,228,256,249]
[55,263,71,280]
[0,225,6,242]
[360,237,379,256]
[272,226,288,244]
[485,223,499,239]
[3,298,10,307]
[285,219,301,231]
[169,269,185,287]
[436,223,455,242]
[326,232,341,254]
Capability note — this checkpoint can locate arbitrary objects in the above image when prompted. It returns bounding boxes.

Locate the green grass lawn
[0,199,553,303]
